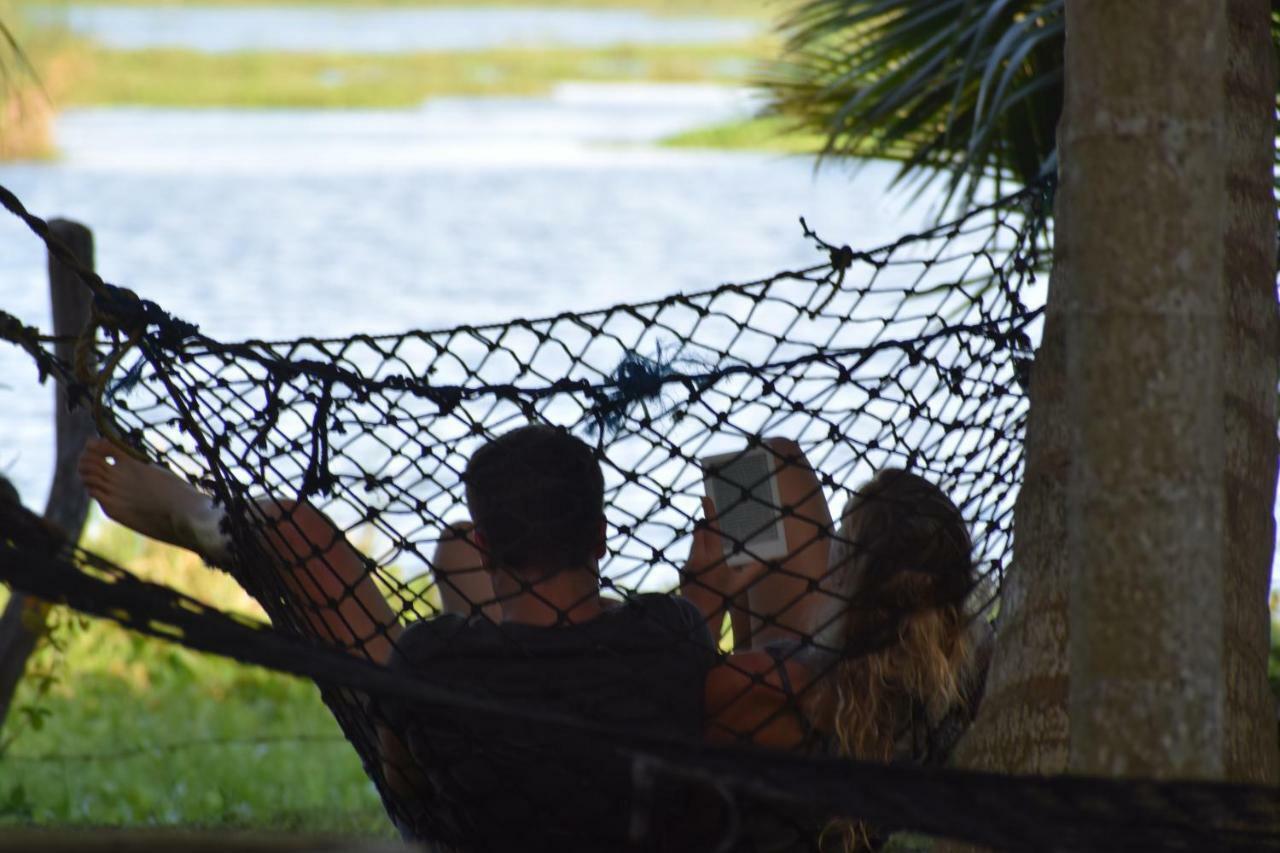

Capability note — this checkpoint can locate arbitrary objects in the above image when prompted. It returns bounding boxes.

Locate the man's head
[463,424,606,577]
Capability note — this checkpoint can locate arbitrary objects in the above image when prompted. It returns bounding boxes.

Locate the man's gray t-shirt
[381,593,716,852]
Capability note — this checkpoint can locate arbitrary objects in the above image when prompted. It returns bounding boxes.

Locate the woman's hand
[680,496,769,626]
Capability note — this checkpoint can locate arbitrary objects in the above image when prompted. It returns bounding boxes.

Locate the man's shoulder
[620,592,704,629]
[613,593,714,657]
[393,612,491,665]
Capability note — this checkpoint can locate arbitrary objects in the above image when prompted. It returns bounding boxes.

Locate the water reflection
[0,85,943,526]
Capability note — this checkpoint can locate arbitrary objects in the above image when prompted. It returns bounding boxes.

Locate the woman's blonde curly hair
[807,468,978,851]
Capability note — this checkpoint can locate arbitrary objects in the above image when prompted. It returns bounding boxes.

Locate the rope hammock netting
[1,178,1278,852]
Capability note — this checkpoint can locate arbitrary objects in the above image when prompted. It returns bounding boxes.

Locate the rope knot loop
[830,244,856,271]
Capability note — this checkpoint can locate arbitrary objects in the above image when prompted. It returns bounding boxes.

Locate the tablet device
[701,445,789,567]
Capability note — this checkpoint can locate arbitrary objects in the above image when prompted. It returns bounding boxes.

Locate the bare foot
[78,437,222,556]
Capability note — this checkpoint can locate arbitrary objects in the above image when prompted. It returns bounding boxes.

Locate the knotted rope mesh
[102,187,1040,604]
[3,178,1276,851]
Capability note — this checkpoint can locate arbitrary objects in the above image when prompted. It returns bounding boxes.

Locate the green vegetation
[1270,594,1280,702]
[62,41,769,108]
[662,114,824,154]
[0,0,795,154]
[0,520,389,834]
[765,0,1063,209]
[661,113,916,161]
[3,516,1280,834]
[0,1,76,158]
[60,0,772,19]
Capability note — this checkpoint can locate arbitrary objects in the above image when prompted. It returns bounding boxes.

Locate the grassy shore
[3,515,1280,834]
[0,2,78,158]
[58,0,775,19]
[0,520,389,834]
[61,40,770,108]
[0,514,731,833]
[1,0,798,156]
[661,114,822,154]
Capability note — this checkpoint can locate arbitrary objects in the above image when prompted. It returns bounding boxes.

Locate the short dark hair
[463,424,605,574]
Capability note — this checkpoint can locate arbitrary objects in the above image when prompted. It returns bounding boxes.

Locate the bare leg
[252,499,400,664]
[79,438,399,663]
[431,521,499,621]
[744,438,835,648]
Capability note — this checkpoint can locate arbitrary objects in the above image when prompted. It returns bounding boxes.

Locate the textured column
[1062,0,1228,777]
[1220,0,1280,783]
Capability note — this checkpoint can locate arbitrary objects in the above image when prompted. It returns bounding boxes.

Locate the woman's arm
[704,650,814,749]
[681,436,835,649]
[741,438,834,649]
[679,496,768,635]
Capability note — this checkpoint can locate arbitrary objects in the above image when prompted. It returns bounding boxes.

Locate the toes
[78,449,108,472]
[81,469,110,490]
[81,479,111,503]
[79,464,115,494]
[84,436,113,457]
[78,455,112,483]
[80,438,116,472]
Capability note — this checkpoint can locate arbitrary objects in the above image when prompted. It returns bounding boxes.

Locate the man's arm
[78,437,400,663]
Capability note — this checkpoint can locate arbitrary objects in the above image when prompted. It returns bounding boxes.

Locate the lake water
[2,87,1272,592]
[35,5,760,53]
[0,84,952,536]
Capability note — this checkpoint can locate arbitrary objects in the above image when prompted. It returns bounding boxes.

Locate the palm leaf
[768,0,1280,215]
[763,0,1063,213]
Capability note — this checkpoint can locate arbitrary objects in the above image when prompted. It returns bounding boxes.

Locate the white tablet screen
[701,446,789,566]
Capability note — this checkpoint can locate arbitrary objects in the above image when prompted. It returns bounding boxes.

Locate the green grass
[62,41,770,108]
[3,516,1280,834]
[58,0,775,19]
[3,1,806,154]
[0,0,74,158]
[661,114,824,154]
[662,114,918,160]
[0,520,391,834]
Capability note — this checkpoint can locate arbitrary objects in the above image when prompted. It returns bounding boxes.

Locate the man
[376,425,717,850]
[79,425,716,851]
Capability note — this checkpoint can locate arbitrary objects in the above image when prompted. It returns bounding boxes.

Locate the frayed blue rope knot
[106,355,147,398]
[587,345,714,438]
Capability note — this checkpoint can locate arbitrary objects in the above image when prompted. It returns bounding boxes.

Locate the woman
[685,455,990,851]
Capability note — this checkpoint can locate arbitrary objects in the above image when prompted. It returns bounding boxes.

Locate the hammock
[2,179,1277,852]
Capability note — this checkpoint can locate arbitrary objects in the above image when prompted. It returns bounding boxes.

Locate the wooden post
[0,219,96,728]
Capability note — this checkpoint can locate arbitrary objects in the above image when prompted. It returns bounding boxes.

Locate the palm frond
[769,0,1280,216]
[762,0,1065,213]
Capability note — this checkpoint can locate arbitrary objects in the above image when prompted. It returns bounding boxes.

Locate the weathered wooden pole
[0,219,96,728]
[956,0,1278,785]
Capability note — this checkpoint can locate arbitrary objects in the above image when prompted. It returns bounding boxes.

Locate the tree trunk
[955,0,1279,783]
[1220,0,1280,783]
[1063,0,1228,777]
[949,182,1072,776]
